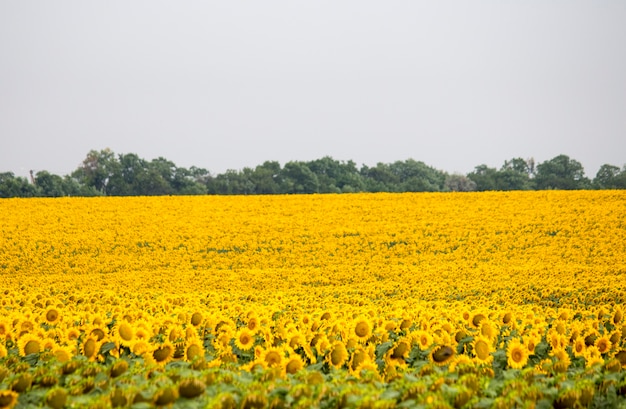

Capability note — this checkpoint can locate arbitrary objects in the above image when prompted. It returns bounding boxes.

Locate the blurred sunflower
[472,336,493,364]
[283,354,305,375]
[17,333,42,356]
[151,341,175,366]
[326,341,349,369]
[112,320,135,347]
[260,347,284,369]
[429,345,455,367]
[234,328,255,351]
[43,306,61,325]
[353,318,372,342]
[0,389,19,409]
[506,338,528,369]
[184,338,205,362]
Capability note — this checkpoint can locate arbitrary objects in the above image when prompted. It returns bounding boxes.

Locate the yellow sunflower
[259,347,284,369]
[80,335,102,362]
[429,345,456,367]
[43,306,61,325]
[573,337,586,358]
[594,335,612,354]
[506,338,528,370]
[326,341,349,369]
[18,333,42,356]
[353,318,372,342]
[234,328,255,351]
[151,341,175,366]
[184,338,205,362]
[52,345,74,363]
[472,336,493,364]
[112,320,135,347]
[0,390,19,409]
[283,354,305,375]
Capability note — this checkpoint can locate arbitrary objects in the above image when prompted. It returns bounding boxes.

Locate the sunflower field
[1,191,626,408]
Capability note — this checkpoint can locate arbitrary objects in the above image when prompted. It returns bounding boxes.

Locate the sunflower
[184,338,205,362]
[288,332,306,350]
[479,320,498,342]
[260,347,284,368]
[551,348,572,372]
[112,320,135,347]
[52,345,74,363]
[472,336,493,364]
[283,354,305,375]
[572,337,586,358]
[246,316,260,333]
[235,328,255,351]
[152,341,175,366]
[470,313,487,329]
[415,330,433,350]
[613,307,623,325]
[349,347,370,374]
[0,390,19,409]
[0,343,7,359]
[18,333,42,356]
[429,345,455,367]
[506,338,528,369]
[523,334,540,355]
[0,318,12,339]
[131,339,151,356]
[385,338,411,368]
[64,327,81,344]
[353,318,372,342]
[584,346,603,368]
[43,307,61,325]
[80,335,102,362]
[594,335,612,354]
[326,341,349,369]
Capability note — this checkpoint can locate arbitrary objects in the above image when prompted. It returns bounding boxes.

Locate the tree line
[1,149,625,198]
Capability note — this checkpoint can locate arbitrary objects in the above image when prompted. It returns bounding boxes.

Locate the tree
[444,174,477,192]
[35,171,68,197]
[307,157,365,193]
[280,162,319,193]
[0,172,39,198]
[360,162,400,192]
[467,165,498,191]
[72,148,121,195]
[594,164,626,189]
[535,155,590,190]
[389,159,446,192]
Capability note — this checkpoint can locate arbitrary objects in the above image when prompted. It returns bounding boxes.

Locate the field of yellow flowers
[1,191,626,408]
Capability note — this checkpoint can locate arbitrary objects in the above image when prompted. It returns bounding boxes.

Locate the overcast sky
[1,1,625,179]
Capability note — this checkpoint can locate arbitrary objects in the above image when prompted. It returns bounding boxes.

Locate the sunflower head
[326,341,348,369]
[235,328,255,351]
[506,338,528,370]
[43,307,61,325]
[472,336,493,364]
[18,333,42,356]
[430,345,455,366]
[283,354,305,375]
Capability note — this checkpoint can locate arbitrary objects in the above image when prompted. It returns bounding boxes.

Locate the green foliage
[1,151,624,197]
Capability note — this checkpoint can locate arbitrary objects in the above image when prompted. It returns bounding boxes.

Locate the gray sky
[1,1,625,179]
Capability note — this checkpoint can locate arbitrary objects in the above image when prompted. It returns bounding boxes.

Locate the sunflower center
[83,339,97,357]
[265,351,281,366]
[354,322,370,338]
[119,324,134,341]
[186,344,202,360]
[24,340,41,355]
[432,346,454,363]
[153,345,172,362]
[286,359,302,374]
[46,309,59,323]
[475,341,490,360]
